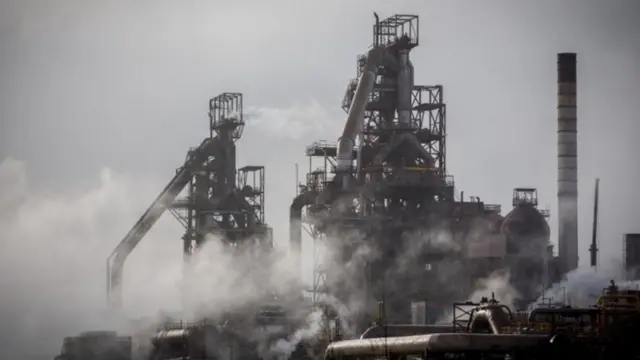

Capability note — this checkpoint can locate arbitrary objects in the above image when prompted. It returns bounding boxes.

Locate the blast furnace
[290,14,552,332]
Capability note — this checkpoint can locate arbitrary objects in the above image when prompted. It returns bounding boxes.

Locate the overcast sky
[1,0,639,358]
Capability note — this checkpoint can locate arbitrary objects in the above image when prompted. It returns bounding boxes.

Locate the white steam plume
[269,309,324,360]
[317,229,380,337]
[180,233,301,321]
[436,269,519,324]
[0,157,319,360]
[532,260,640,308]
[467,270,519,309]
[0,157,183,359]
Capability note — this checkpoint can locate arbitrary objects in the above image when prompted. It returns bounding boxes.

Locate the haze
[1,0,639,358]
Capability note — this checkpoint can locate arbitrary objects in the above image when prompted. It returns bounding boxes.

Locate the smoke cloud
[435,269,520,324]
[532,261,639,308]
[0,157,183,358]
[269,309,324,360]
[0,157,326,360]
[180,233,301,321]
[467,270,519,309]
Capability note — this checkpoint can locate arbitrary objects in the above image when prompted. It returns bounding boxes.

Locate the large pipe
[289,192,315,280]
[336,47,386,175]
[151,327,222,359]
[557,53,578,274]
[360,325,453,339]
[106,137,219,310]
[324,333,549,359]
[397,50,414,127]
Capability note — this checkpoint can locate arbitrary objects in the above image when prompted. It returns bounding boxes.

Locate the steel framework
[299,14,470,330]
[290,13,552,334]
[169,93,272,260]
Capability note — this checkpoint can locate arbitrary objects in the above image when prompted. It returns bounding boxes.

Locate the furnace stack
[557,53,579,274]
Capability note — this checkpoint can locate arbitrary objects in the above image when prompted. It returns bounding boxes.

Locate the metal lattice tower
[290,13,550,333]
[169,93,271,258]
[302,14,456,323]
[342,15,452,217]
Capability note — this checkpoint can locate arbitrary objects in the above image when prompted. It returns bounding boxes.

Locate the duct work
[106,137,219,310]
[335,47,387,177]
[396,49,414,128]
[557,53,579,274]
[324,333,548,359]
[324,300,539,358]
[359,324,453,339]
[289,192,317,279]
[107,93,272,313]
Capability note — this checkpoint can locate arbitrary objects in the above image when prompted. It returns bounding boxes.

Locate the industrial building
[289,14,556,333]
[56,11,592,360]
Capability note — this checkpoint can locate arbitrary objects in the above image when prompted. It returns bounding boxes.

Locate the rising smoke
[269,309,324,360]
[0,148,631,359]
[467,270,519,308]
[435,269,520,324]
[0,157,181,359]
[0,157,330,360]
[532,260,639,308]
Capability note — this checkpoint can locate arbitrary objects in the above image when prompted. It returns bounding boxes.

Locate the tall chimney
[557,53,579,273]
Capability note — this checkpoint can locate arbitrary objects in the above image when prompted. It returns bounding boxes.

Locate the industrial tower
[105,93,327,360]
[290,14,551,332]
[107,92,272,312]
[169,93,271,258]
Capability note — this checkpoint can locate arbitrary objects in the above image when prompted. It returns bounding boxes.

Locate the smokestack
[557,53,579,273]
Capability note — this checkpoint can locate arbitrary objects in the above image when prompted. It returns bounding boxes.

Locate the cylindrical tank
[501,206,550,306]
[501,206,550,256]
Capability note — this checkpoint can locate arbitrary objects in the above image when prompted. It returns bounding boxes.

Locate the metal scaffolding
[169,93,272,258]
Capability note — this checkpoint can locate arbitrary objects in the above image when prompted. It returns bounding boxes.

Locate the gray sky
[1,0,639,358]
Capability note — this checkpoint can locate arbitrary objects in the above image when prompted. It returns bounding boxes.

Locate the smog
[2,2,640,360]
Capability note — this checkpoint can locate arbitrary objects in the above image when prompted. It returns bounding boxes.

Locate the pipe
[152,329,192,346]
[557,52,578,274]
[373,13,379,47]
[289,192,316,280]
[336,47,386,175]
[151,327,222,359]
[106,137,219,310]
[397,51,413,127]
[324,333,549,359]
[360,325,453,339]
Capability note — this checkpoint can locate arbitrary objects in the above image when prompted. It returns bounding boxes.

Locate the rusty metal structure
[289,13,552,333]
